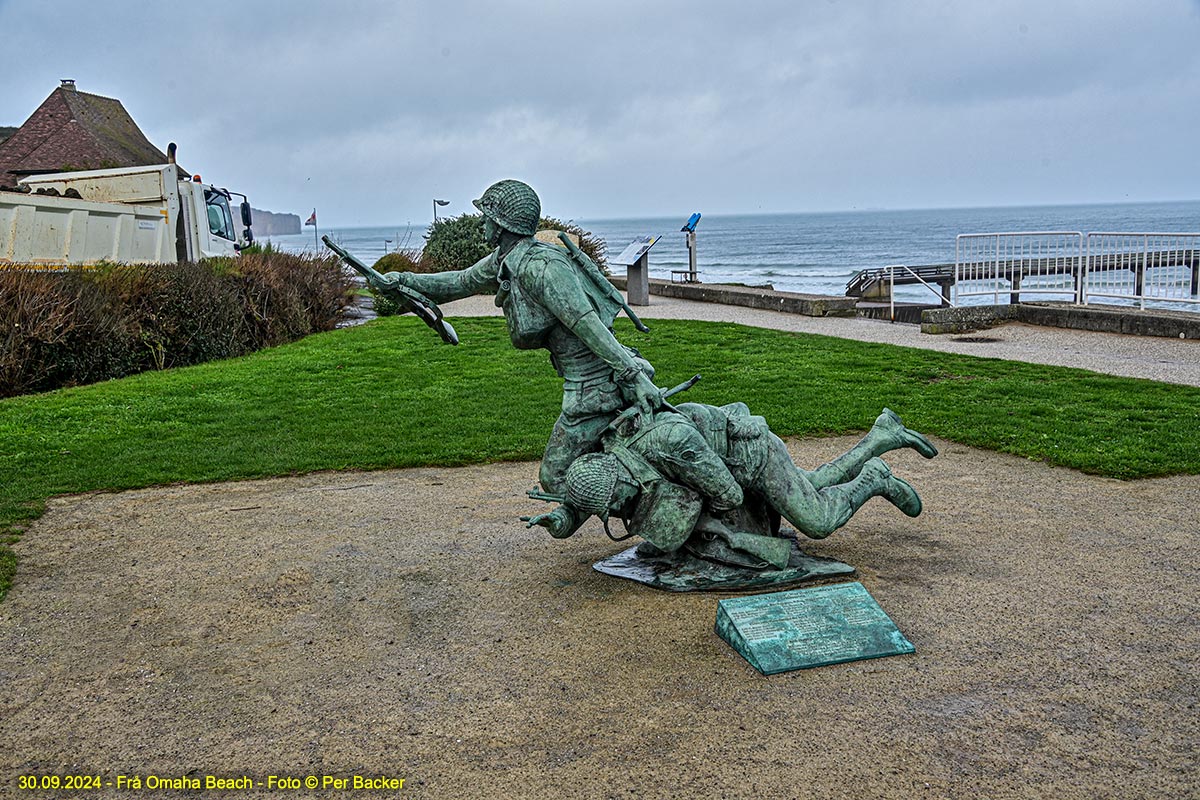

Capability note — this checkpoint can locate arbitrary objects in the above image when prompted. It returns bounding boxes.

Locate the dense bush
[0,269,134,394]
[421,213,609,274]
[537,216,608,273]
[236,240,278,256]
[374,251,424,274]
[369,251,427,317]
[88,260,245,370]
[0,252,352,397]
[226,252,351,347]
[420,214,492,273]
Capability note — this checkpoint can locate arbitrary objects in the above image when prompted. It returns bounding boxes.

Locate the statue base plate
[592,534,856,592]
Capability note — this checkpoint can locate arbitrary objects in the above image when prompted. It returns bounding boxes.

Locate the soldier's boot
[807,408,938,489]
[787,457,921,539]
[877,408,938,458]
[839,456,922,518]
[879,471,923,518]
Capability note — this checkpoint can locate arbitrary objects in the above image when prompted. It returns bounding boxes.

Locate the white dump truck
[0,157,253,267]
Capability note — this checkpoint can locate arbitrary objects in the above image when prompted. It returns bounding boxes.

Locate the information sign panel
[612,235,660,266]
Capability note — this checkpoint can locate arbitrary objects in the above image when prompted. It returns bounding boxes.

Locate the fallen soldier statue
[524,402,937,571]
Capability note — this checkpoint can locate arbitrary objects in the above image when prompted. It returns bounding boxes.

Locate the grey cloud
[1,0,1197,223]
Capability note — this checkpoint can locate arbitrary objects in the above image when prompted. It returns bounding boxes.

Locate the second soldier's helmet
[564,453,620,519]
[473,179,541,236]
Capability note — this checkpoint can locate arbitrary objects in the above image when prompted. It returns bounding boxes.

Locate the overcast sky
[2,0,1199,226]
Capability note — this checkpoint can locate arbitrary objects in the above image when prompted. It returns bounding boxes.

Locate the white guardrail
[1083,233,1200,310]
[885,264,955,322]
[953,231,1200,310]
[955,232,1084,305]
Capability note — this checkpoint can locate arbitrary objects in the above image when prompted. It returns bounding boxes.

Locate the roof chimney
[60,79,76,91]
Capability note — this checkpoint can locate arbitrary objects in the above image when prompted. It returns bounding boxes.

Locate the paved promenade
[442,294,1200,386]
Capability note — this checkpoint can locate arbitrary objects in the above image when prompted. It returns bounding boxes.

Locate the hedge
[0,252,352,397]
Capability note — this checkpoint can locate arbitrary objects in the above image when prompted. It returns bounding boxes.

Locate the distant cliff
[252,208,301,236]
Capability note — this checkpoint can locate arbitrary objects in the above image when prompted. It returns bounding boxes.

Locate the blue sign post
[679,212,701,283]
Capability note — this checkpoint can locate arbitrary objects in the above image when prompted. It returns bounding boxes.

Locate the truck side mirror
[243,228,254,245]
[241,201,253,227]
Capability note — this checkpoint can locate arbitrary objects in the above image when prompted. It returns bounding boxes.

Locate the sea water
[268,200,1200,304]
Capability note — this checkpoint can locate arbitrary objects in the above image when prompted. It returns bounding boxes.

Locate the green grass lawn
[3,315,1199,601]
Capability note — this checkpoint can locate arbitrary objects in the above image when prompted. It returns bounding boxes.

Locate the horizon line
[300,196,1200,230]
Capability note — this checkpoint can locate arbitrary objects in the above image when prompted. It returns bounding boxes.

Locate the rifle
[605,373,701,432]
[323,235,458,345]
[557,231,650,333]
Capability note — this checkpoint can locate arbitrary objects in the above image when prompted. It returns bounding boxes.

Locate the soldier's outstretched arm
[378,252,499,304]
[520,505,586,539]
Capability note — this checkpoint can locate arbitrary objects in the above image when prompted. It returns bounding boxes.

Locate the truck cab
[186,179,252,259]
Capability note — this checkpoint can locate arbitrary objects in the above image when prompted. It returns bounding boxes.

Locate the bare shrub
[0,252,352,398]
[231,251,353,347]
[0,269,133,396]
[89,262,245,368]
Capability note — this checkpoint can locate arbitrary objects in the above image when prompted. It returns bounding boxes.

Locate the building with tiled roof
[0,80,166,188]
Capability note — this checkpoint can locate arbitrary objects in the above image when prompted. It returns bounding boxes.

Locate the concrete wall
[609,276,857,317]
[922,302,1200,340]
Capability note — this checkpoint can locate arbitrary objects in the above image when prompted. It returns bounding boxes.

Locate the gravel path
[440,294,1200,386]
[2,438,1197,799]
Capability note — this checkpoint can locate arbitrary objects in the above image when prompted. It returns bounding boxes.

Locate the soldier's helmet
[564,453,620,519]
[473,179,541,236]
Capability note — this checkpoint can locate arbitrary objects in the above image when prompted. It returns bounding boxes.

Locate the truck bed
[0,190,173,266]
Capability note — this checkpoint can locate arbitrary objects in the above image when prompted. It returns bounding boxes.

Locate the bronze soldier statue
[328,178,941,582]
[376,180,661,535]
[526,405,938,569]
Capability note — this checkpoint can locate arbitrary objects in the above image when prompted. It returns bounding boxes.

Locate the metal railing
[955,232,1084,306]
[950,230,1200,311]
[1083,233,1200,310]
[886,264,956,322]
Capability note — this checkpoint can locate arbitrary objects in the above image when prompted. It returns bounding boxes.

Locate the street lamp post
[433,198,449,222]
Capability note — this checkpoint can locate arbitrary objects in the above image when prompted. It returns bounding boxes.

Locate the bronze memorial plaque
[715,582,914,675]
